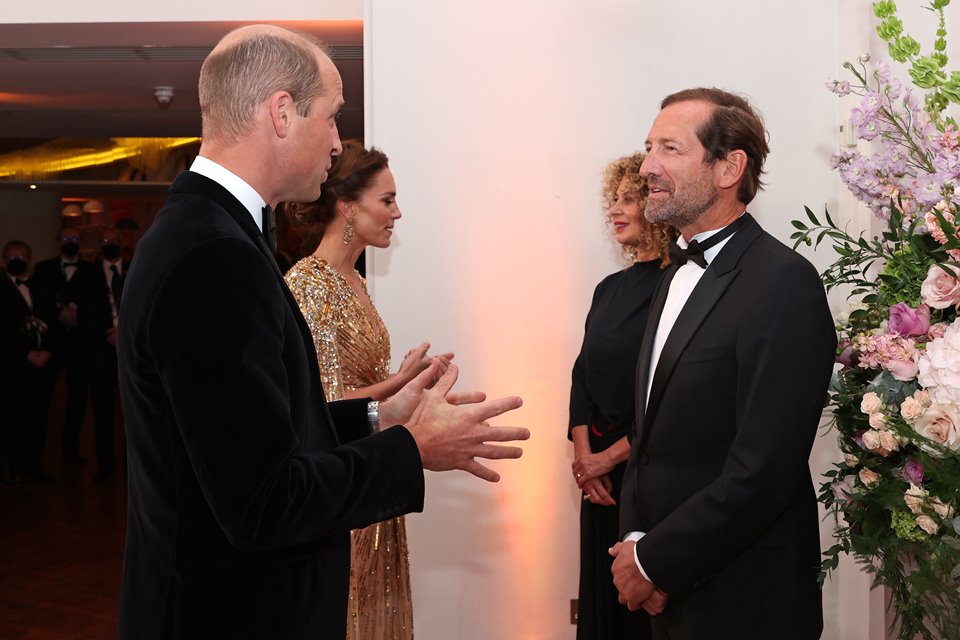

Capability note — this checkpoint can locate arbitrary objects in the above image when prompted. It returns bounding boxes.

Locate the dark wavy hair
[661,87,770,204]
[280,139,390,242]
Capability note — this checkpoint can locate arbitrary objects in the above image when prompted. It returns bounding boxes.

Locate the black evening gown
[569,258,663,640]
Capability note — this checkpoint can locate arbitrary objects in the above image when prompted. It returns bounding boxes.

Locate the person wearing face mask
[33,226,97,465]
[0,240,59,486]
[567,153,675,640]
[79,226,129,481]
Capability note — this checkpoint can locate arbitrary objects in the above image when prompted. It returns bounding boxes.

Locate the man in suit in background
[117,25,528,640]
[82,226,128,481]
[610,88,836,640]
[32,226,96,465]
[0,240,58,485]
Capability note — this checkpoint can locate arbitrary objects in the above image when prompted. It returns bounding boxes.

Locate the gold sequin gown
[286,256,414,640]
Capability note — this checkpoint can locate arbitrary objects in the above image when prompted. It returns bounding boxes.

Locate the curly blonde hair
[601,152,675,266]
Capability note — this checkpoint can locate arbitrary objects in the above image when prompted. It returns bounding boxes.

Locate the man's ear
[270,92,294,138]
[716,149,747,190]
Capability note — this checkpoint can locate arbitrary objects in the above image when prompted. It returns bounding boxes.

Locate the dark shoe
[64,455,89,465]
[92,469,115,482]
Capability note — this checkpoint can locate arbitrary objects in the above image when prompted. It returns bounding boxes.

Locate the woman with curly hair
[284,140,451,640]
[568,152,674,640]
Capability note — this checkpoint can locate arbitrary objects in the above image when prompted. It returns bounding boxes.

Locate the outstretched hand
[392,360,528,482]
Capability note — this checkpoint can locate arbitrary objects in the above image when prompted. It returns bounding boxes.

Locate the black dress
[569,258,662,640]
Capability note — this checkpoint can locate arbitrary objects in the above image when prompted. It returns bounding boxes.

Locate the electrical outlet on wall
[570,599,578,624]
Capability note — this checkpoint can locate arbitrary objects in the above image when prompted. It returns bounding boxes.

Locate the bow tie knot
[667,215,750,269]
[668,241,707,268]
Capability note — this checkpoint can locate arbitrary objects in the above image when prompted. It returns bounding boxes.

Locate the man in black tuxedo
[610,88,836,640]
[81,226,128,481]
[0,240,58,485]
[117,25,528,640]
[32,226,96,465]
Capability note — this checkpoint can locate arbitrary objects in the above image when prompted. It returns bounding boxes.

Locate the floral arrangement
[791,1,960,637]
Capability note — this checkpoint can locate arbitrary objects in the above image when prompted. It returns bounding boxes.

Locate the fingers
[479,425,530,444]
[590,482,615,506]
[467,395,523,424]
[641,590,668,616]
[446,391,486,405]
[462,459,500,483]
[429,362,459,396]
[472,444,524,460]
[609,542,623,557]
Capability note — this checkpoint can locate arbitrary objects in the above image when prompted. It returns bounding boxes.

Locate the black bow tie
[262,205,277,254]
[14,278,28,287]
[668,215,748,268]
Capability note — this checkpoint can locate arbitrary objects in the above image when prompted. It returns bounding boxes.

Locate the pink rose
[912,404,960,456]
[920,265,960,309]
[929,322,949,340]
[917,515,940,535]
[861,392,883,414]
[858,468,880,488]
[888,303,931,337]
[879,430,901,452]
[900,397,925,423]
[904,483,928,515]
[885,355,920,381]
[930,496,955,519]
[861,430,882,451]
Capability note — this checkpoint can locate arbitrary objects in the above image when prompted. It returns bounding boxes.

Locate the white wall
[365,1,855,639]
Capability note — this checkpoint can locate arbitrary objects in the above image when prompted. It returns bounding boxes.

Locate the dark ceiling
[0,20,365,183]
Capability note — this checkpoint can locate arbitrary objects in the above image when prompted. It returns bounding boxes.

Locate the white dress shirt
[190,156,268,233]
[628,214,744,580]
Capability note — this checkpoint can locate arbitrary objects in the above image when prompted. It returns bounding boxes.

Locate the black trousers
[56,332,90,460]
[89,342,118,475]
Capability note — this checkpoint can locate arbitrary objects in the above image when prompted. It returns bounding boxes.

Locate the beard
[644,169,718,229]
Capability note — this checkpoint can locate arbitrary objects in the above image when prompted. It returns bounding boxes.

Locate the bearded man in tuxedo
[610,88,836,640]
[117,24,528,640]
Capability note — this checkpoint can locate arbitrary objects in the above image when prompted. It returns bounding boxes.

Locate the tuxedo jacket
[0,275,58,378]
[32,256,96,352]
[619,214,836,640]
[117,171,425,640]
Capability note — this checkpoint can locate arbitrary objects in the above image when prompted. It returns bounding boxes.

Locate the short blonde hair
[601,152,675,266]
[199,28,329,143]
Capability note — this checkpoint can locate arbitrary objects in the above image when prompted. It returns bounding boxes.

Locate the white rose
[900,397,925,423]
[844,453,860,467]
[869,412,888,430]
[904,483,928,515]
[861,392,883,414]
[917,515,940,535]
[918,323,960,403]
[858,468,880,488]
[912,404,960,456]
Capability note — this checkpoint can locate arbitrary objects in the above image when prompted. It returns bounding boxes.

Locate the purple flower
[888,303,931,337]
[903,458,925,485]
[837,340,858,369]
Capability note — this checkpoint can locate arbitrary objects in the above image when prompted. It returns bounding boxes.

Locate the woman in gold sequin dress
[285,140,450,640]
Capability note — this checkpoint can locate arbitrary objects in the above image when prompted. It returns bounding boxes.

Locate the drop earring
[342,218,355,244]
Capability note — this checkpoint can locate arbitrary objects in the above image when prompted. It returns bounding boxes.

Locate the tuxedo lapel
[639,214,763,442]
[169,173,328,399]
[634,265,676,440]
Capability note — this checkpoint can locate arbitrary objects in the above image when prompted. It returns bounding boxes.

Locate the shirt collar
[190,156,268,233]
[676,211,747,267]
